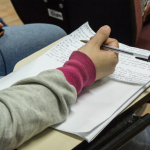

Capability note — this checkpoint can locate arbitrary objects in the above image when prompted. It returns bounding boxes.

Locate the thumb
[91,25,111,48]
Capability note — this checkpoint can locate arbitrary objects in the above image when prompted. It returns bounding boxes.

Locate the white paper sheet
[109,43,150,85]
[0,22,150,142]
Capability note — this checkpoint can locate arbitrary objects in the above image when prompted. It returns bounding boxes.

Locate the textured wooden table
[0,0,23,26]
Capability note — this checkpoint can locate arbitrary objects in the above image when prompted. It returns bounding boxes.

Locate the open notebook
[0,22,150,142]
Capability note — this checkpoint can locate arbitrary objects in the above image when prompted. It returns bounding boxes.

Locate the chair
[11,0,149,48]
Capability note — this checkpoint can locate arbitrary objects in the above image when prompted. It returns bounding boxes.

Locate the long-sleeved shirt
[0,51,96,150]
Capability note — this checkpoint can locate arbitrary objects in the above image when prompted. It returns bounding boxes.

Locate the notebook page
[109,43,150,85]
[44,22,95,62]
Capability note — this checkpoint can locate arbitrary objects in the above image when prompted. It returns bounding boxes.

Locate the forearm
[0,69,76,150]
[0,51,96,150]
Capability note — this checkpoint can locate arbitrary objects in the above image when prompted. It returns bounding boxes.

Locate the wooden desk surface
[14,37,150,150]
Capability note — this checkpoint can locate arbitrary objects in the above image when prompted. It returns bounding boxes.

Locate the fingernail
[101,25,110,31]
[113,51,119,54]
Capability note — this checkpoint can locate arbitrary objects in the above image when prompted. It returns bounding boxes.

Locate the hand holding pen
[81,39,150,62]
[81,35,150,62]
[78,25,119,81]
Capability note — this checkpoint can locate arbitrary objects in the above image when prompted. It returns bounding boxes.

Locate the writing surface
[0,22,150,142]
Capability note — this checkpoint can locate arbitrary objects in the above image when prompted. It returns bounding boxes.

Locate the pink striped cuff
[57,51,96,94]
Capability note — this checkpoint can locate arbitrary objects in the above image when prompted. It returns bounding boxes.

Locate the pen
[80,40,150,62]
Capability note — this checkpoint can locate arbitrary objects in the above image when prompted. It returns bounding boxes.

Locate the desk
[14,38,150,150]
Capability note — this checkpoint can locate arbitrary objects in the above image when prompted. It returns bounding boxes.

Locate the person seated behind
[0,21,66,78]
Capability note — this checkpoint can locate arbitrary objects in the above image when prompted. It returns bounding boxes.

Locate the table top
[14,37,149,150]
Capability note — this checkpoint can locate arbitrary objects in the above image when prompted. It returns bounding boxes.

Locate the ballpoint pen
[80,40,150,62]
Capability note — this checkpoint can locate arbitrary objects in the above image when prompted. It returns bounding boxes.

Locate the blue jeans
[120,125,150,150]
[0,23,66,76]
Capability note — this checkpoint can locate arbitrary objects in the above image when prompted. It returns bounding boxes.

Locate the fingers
[0,23,3,28]
[90,36,93,40]
[104,38,119,48]
[90,25,111,48]
[103,38,119,57]
[87,26,119,59]
[108,49,119,59]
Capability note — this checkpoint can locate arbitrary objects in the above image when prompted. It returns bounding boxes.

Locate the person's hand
[79,25,119,81]
[0,23,3,29]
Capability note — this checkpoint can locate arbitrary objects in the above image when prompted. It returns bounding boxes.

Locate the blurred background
[0,0,23,26]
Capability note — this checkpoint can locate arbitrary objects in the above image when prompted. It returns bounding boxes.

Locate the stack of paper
[0,22,150,142]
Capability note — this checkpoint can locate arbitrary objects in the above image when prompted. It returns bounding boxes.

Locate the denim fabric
[0,23,66,75]
[120,126,150,150]
[0,51,6,76]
